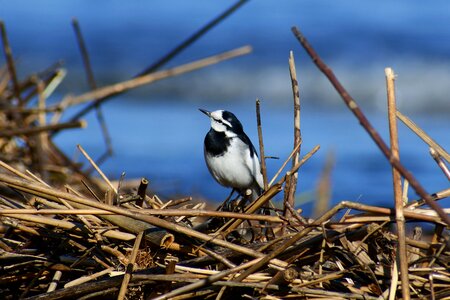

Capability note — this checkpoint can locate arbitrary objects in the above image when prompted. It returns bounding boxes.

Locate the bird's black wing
[238,132,259,159]
[238,132,264,195]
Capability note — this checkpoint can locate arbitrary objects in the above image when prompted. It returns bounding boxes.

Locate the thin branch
[77,144,117,194]
[1,105,62,114]
[136,0,249,76]
[72,18,114,167]
[255,99,268,190]
[268,142,302,187]
[72,18,97,90]
[429,147,450,180]
[0,21,22,104]
[0,120,86,137]
[284,201,307,226]
[396,110,449,163]
[291,26,450,227]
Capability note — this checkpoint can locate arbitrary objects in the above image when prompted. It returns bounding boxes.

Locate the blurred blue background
[1,1,449,214]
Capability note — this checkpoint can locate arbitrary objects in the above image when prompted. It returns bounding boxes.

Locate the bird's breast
[204,137,255,189]
[204,129,229,156]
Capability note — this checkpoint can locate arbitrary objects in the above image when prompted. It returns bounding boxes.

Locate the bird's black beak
[199,108,211,117]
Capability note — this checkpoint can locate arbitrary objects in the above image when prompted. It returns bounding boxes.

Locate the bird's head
[199,109,244,136]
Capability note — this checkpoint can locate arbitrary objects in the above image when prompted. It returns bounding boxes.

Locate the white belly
[205,138,260,189]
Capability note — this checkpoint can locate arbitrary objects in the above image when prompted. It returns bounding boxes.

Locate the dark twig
[72,19,97,90]
[1,104,61,114]
[72,18,114,169]
[291,26,450,226]
[282,171,292,226]
[0,120,86,137]
[0,21,23,105]
[136,178,149,207]
[284,201,307,226]
[165,196,192,208]
[255,99,268,190]
[135,0,249,77]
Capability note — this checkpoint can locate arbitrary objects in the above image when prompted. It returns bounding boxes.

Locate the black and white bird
[199,109,264,203]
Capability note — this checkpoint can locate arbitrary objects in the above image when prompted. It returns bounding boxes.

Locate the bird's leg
[225,188,236,203]
[194,190,238,233]
[227,189,248,212]
[229,192,255,243]
[217,188,237,212]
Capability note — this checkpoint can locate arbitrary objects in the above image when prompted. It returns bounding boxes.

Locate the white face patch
[209,110,232,133]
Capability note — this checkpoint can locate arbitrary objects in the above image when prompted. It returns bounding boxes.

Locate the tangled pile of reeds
[1,13,449,300]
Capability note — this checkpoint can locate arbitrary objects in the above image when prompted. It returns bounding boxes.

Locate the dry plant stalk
[313,150,334,218]
[429,147,450,180]
[0,21,22,103]
[72,18,113,167]
[396,110,450,163]
[117,231,144,300]
[385,67,410,299]
[255,99,268,190]
[284,50,302,222]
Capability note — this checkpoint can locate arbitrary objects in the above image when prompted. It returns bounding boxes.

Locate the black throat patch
[204,129,230,156]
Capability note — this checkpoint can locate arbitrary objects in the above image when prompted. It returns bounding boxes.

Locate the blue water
[1,2,449,214]
[54,99,449,213]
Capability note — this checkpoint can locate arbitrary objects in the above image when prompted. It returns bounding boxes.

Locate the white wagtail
[199,109,264,203]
